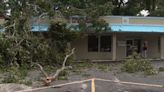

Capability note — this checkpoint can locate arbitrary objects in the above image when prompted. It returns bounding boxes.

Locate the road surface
[17,78,163,92]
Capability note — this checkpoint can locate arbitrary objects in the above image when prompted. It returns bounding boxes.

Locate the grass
[82,73,91,77]
[95,63,111,72]
[1,66,32,85]
[71,62,94,74]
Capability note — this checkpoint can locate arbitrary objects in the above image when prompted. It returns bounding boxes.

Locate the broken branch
[35,63,48,78]
[53,48,75,78]
[62,48,75,67]
[35,48,75,86]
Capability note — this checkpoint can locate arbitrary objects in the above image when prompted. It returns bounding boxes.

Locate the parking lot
[16,78,163,92]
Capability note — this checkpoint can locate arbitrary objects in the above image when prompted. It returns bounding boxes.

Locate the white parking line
[15,79,92,92]
[95,78,163,88]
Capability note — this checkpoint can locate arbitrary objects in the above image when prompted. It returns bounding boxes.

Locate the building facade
[71,16,164,61]
[1,15,164,61]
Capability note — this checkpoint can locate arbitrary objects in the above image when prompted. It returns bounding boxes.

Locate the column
[160,35,164,59]
[112,33,117,61]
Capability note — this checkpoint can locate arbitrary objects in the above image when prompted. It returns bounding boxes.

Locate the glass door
[126,40,133,56]
[126,39,141,56]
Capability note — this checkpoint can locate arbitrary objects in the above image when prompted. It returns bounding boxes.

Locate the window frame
[88,34,112,52]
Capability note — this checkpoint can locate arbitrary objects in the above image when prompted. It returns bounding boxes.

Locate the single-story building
[1,15,164,61]
[71,16,164,61]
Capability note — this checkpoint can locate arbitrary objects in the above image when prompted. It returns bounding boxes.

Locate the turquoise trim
[31,24,49,32]
[110,24,164,33]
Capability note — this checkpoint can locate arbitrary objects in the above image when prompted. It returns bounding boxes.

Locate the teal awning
[31,24,49,32]
[111,24,164,33]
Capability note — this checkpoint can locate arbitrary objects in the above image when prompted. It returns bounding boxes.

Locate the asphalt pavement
[23,78,163,92]
[33,81,91,92]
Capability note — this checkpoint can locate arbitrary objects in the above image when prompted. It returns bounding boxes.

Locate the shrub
[2,67,29,84]
[159,67,164,72]
[122,53,156,75]
[97,64,111,72]
[2,74,18,83]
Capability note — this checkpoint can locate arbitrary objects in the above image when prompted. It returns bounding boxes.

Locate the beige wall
[100,16,164,25]
[116,33,160,60]
[100,17,122,24]
[129,18,164,25]
[72,33,161,60]
[144,35,160,58]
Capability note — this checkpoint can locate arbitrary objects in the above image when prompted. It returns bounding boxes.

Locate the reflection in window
[88,35,111,52]
[88,35,98,52]
[100,36,111,52]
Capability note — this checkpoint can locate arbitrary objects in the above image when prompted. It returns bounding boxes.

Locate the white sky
[123,0,128,3]
[139,10,150,16]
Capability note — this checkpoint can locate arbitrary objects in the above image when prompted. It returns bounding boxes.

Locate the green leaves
[48,21,78,52]
[122,53,157,75]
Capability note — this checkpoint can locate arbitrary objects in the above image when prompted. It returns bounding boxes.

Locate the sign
[117,41,126,46]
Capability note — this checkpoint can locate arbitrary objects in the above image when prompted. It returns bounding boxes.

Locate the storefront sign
[117,41,126,46]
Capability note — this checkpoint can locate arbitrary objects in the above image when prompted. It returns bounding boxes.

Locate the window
[100,36,111,52]
[88,35,98,52]
[88,35,111,52]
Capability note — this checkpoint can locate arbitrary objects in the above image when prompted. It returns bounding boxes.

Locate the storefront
[72,16,164,61]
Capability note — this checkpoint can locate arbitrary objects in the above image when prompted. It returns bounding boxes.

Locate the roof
[110,24,164,33]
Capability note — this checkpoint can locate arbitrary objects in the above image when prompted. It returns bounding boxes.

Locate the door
[126,39,141,56]
[126,40,133,56]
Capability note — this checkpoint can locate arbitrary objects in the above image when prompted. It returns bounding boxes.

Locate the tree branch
[34,48,75,86]
[62,48,75,67]
[53,48,75,79]
[35,63,48,78]
[26,3,42,14]
[3,23,15,31]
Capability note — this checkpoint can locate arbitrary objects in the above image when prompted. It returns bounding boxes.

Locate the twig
[3,23,15,31]
[26,3,43,14]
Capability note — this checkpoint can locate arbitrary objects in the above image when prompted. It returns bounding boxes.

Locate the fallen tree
[35,48,75,86]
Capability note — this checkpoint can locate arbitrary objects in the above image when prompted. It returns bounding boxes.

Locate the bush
[122,53,156,75]
[2,74,18,83]
[159,67,164,72]
[97,64,111,72]
[2,67,29,84]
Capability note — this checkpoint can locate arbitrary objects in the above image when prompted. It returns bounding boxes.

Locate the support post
[112,33,117,61]
[160,35,164,59]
